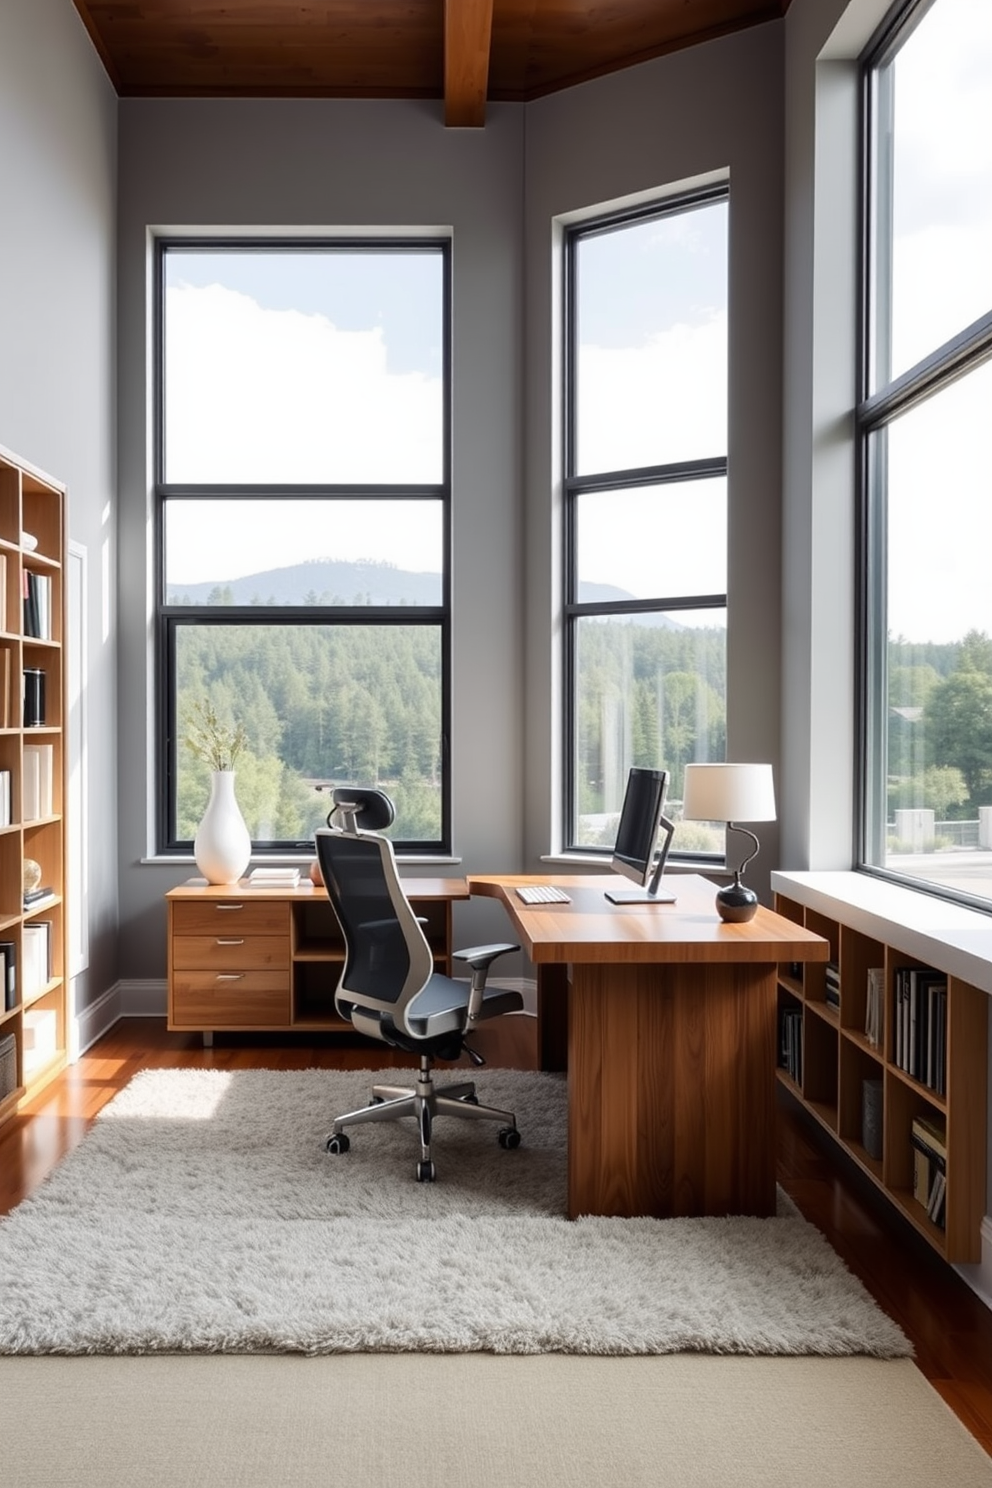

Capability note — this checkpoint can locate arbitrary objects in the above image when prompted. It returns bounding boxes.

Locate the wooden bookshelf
[0,443,68,1128]
[772,870,989,1264]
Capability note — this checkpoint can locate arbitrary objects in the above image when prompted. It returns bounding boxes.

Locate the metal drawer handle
[216,904,245,912]
[216,973,245,981]
[216,938,245,946]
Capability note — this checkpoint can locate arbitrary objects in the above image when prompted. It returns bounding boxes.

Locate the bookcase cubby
[771,871,989,1264]
[0,443,68,1128]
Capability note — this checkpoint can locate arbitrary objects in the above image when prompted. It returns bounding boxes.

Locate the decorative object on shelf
[22,666,45,727]
[23,858,42,895]
[184,700,251,886]
[681,762,777,922]
[309,858,323,886]
[193,770,251,886]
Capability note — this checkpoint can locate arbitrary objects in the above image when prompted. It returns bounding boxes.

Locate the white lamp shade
[681,763,776,823]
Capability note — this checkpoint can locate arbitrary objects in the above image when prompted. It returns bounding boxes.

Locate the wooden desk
[166,877,469,1039]
[467,872,828,1220]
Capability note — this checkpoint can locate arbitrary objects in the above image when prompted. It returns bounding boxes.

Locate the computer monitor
[605,766,677,905]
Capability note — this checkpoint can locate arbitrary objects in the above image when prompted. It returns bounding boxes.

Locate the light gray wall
[524,23,786,899]
[0,0,119,1012]
[115,99,526,971]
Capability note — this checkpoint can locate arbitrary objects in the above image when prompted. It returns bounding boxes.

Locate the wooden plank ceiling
[71,0,791,128]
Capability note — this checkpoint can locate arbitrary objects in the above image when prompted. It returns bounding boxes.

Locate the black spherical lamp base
[715,875,759,923]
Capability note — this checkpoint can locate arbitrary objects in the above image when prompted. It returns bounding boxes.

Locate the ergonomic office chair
[315,789,523,1182]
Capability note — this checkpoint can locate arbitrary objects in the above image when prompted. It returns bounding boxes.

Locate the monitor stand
[605,886,677,905]
[604,814,677,905]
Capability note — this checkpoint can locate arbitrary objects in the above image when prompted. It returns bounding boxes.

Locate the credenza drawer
[170,971,291,1028]
[172,935,289,973]
[171,900,289,936]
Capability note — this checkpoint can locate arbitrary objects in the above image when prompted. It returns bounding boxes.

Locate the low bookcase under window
[771,871,989,1265]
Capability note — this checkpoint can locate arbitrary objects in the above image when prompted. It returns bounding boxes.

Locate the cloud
[165,283,443,484]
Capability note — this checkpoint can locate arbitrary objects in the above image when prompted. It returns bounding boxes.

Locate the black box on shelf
[23,666,45,727]
[0,1031,16,1102]
[862,1077,883,1160]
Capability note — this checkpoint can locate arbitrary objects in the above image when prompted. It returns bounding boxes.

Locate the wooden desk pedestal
[568,959,778,1220]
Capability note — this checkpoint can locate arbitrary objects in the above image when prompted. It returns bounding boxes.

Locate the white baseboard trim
[954,1217,992,1313]
[486,977,537,1016]
[72,980,167,1057]
[119,979,169,1018]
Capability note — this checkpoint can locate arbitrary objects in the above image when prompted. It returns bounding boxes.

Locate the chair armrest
[453,943,520,1026]
[453,942,520,972]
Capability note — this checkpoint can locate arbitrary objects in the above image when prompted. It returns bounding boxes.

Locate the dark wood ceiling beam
[444,0,495,127]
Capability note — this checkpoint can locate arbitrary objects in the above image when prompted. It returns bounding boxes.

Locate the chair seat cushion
[404,975,522,1037]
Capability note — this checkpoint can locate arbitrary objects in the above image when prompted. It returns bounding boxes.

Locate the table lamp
[681,763,776,922]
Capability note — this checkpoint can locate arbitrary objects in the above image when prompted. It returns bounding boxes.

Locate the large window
[563,189,728,856]
[860,0,992,907]
[156,241,450,854]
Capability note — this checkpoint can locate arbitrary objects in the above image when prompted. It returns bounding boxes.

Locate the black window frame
[562,187,730,858]
[857,0,992,910]
[153,236,452,856]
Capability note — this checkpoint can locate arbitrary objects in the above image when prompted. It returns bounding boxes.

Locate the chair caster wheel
[498,1126,521,1150]
[416,1160,436,1182]
[326,1132,350,1155]
[462,1094,479,1105]
[368,1096,384,1105]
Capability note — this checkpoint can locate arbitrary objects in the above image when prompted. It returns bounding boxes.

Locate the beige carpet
[1,1352,991,1487]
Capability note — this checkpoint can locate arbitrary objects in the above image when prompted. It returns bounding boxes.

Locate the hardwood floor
[2,1014,992,1457]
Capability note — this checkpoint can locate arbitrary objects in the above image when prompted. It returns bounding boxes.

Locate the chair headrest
[327,787,396,833]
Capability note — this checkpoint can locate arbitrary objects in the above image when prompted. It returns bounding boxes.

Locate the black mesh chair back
[316,829,433,1016]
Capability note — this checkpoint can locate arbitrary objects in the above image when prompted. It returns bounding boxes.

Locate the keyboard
[515,884,571,905]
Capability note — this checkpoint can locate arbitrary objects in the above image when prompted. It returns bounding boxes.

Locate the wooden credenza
[166,877,469,1037]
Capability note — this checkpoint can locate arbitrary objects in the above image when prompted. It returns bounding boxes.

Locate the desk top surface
[467,872,830,965]
[166,876,470,902]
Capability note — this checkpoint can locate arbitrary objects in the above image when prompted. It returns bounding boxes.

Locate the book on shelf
[0,645,9,728]
[779,1005,803,1084]
[926,1168,947,1229]
[248,866,301,886]
[0,940,15,1012]
[21,920,52,998]
[23,885,56,909]
[22,742,54,820]
[893,967,947,1094]
[22,1006,57,1068]
[911,1113,947,1219]
[22,569,51,640]
[824,960,840,1012]
[0,767,10,827]
[0,551,5,631]
[865,966,883,1048]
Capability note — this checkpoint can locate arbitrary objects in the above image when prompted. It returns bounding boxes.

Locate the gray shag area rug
[0,1067,910,1358]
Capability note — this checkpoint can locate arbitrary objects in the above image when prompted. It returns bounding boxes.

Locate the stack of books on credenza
[247,867,301,888]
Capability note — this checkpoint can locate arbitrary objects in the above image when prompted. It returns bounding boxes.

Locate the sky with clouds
[164,0,991,645]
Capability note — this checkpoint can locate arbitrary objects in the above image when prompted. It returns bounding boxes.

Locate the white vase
[194,770,251,885]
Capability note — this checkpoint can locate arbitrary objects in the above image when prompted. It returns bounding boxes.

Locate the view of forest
[174,607,992,853]
[887,629,992,838]
[175,614,729,849]
[175,623,443,843]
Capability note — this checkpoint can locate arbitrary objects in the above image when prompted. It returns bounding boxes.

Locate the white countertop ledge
[771,870,992,997]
